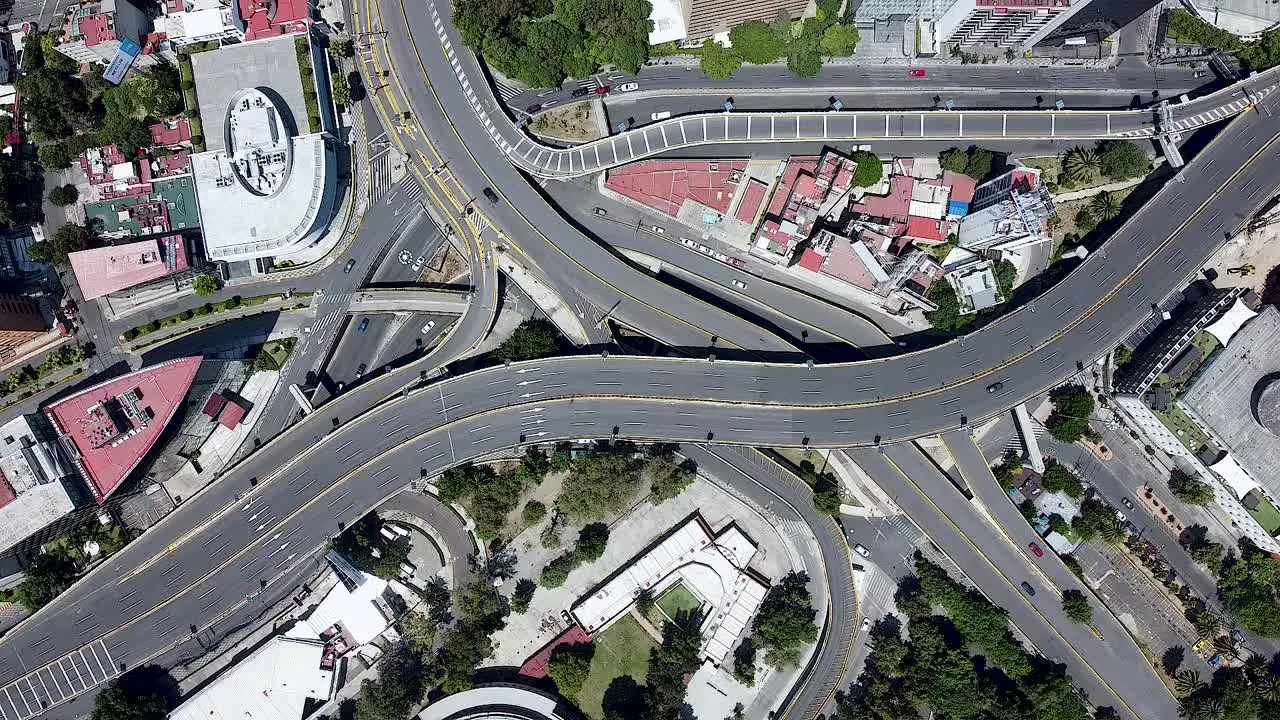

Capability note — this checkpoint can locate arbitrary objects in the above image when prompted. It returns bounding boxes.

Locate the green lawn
[1191,330,1220,359]
[1249,494,1280,535]
[1153,404,1209,453]
[656,582,702,621]
[261,338,296,369]
[576,615,655,720]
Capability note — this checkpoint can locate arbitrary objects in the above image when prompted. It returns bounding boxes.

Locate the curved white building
[419,685,576,720]
[192,84,337,262]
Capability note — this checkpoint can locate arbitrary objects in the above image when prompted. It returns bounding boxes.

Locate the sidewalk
[826,450,899,517]
[495,249,591,345]
[124,295,313,351]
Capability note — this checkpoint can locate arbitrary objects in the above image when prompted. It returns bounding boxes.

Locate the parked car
[680,237,697,248]
[1194,71,1207,78]
[344,258,357,273]
[483,187,499,203]
[651,225,665,234]
[617,82,639,92]
[422,320,436,333]
[571,87,590,98]
[1028,542,1044,558]
[732,279,746,290]
[909,69,927,77]
[593,207,608,216]
[1020,581,1036,596]
[651,111,672,120]
[861,617,872,632]
[1120,497,1134,510]
[356,363,367,377]
[853,543,870,558]
[357,317,370,333]
[1115,509,1128,522]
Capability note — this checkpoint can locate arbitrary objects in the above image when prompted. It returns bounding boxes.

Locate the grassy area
[1249,494,1280,535]
[1153,404,1210,453]
[576,615,655,720]
[296,37,322,133]
[655,582,702,620]
[1191,330,1220,359]
[122,294,281,341]
[255,337,297,371]
[1021,156,1062,185]
[1051,186,1136,257]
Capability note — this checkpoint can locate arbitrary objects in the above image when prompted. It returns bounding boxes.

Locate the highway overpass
[348,288,470,314]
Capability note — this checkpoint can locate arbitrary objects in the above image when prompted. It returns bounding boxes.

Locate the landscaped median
[0,344,94,412]
[120,292,313,351]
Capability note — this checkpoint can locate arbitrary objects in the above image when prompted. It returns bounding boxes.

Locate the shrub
[521,501,547,526]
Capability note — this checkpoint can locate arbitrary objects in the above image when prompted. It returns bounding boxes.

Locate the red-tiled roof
[219,398,247,429]
[734,179,767,225]
[942,171,976,203]
[852,174,913,219]
[519,625,591,679]
[605,160,746,217]
[822,241,880,291]
[766,157,819,217]
[202,393,228,419]
[240,0,310,39]
[150,119,191,147]
[78,13,116,47]
[798,248,824,272]
[44,357,202,502]
[155,151,191,177]
[905,216,946,242]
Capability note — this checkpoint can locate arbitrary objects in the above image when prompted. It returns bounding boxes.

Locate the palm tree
[1255,673,1280,702]
[1089,191,1122,222]
[1097,517,1126,543]
[1194,612,1222,640]
[1175,669,1206,698]
[1062,146,1100,185]
[1242,652,1267,681]
[1212,635,1239,661]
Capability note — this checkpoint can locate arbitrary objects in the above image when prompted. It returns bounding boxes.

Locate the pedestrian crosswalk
[369,150,394,204]
[1005,421,1046,456]
[311,310,343,337]
[0,639,121,720]
[385,177,425,207]
[493,80,521,102]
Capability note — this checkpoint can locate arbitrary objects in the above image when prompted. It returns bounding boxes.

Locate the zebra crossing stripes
[0,639,120,720]
[493,80,521,102]
[369,150,394,204]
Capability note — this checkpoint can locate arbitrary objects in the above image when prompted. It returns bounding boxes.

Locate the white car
[1114,509,1127,522]
[618,82,639,92]
[651,111,671,120]
[651,225,666,234]
[732,279,746,289]
[422,320,436,333]
[681,237,697,248]
[853,543,870,558]
[412,255,426,272]
[861,617,872,632]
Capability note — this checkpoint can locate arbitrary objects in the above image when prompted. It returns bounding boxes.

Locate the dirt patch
[530,101,603,143]
[1050,186,1135,256]
[1205,198,1280,297]
[421,241,467,284]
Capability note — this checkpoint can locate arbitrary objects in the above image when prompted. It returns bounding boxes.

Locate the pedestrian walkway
[495,250,590,345]
[0,639,121,720]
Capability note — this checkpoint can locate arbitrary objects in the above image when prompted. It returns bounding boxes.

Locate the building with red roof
[518,625,591,679]
[734,178,768,226]
[44,356,202,502]
[55,0,159,68]
[605,160,747,217]
[68,236,189,300]
[150,118,192,148]
[236,0,310,41]
[80,144,154,201]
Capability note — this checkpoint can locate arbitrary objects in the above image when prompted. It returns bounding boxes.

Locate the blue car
[357,318,369,333]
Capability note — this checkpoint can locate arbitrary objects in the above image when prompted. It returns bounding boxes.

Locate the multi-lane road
[6,4,1280,719]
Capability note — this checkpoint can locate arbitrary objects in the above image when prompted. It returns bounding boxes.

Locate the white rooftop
[572,516,768,666]
[648,0,688,44]
[1204,296,1257,346]
[168,636,333,720]
[300,571,391,646]
[1208,453,1259,500]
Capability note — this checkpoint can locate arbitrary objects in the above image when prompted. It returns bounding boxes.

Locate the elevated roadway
[347,288,470,314]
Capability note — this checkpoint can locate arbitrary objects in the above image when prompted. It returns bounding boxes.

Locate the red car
[594,86,611,95]
[908,69,926,78]
[1028,542,1044,558]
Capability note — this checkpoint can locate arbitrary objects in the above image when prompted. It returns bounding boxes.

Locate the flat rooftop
[169,636,332,720]
[68,236,188,300]
[606,160,747,217]
[44,357,202,502]
[190,36,307,154]
[1181,305,1280,499]
[83,177,200,238]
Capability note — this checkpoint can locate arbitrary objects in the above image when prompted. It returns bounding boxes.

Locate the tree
[752,572,818,668]
[1071,499,1123,542]
[849,150,883,187]
[1218,546,1280,637]
[1060,589,1092,624]
[91,669,173,720]
[819,23,859,56]
[193,273,221,296]
[30,221,95,265]
[924,280,971,333]
[1194,610,1223,641]
[1169,468,1215,506]
[731,637,755,686]
[546,643,594,698]
[332,70,351,106]
[787,37,823,77]
[48,184,78,207]
[699,39,741,79]
[1040,459,1084,499]
[102,111,152,156]
[1096,139,1149,180]
[1045,384,1095,442]
[1175,669,1206,698]
[994,258,1017,299]
[728,20,783,64]
[964,145,994,181]
[643,611,703,719]
[557,451,645,520]
[497,318,559,362]
[576,522,609,561]
[1061,146,1099,186]
[510,578,536,613]
[0,152,46,227]
[521,500,547,525]
[136,62,183,116]
[940,147,970,174]
[1089,190,1122,222]
[354,644,424,720]
[1114,344,1133,366]
[649,457,696,502]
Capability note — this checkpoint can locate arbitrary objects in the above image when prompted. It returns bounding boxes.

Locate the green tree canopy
[820,23,859,56]
[48,184,78,207]
[849,150,883,187]
[1061,146,1099,186]
[29,222,96,265]
[1218,545,1280,637]
[557,451,645,520]
[192,273,220,296]
[498,318,560,362]
[649,455,697,502]
[1169,468,1215,506]
[752,571,818,668]
[644,611,703,719]
[354,644,424,720]
[1071,498,1124,543]
[90,668,174,720]
[1060,589,1092,623]
[728,20,783,64]
[1096,139,1149,180]
[699,39,742,79]
[510,578,536,613]
[546,643,594,698]
[1045,384,1095,442]
[1040,459,1084,499]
